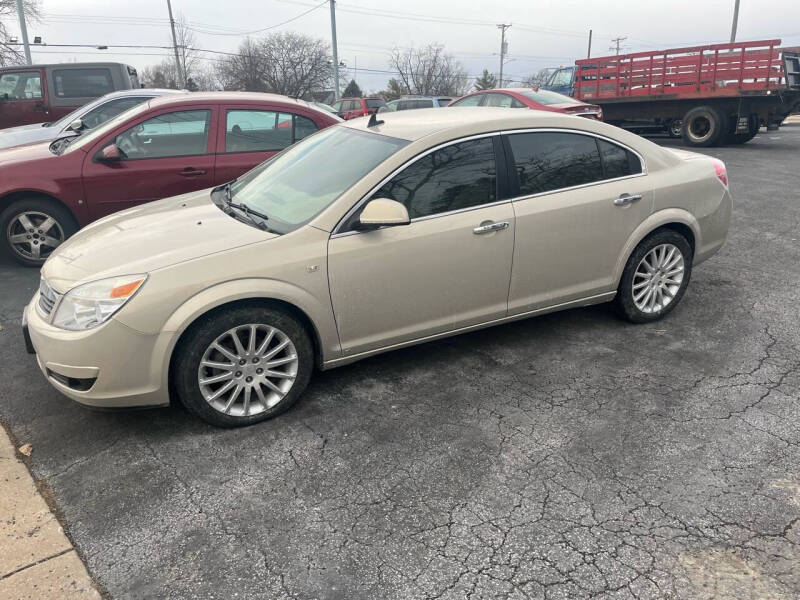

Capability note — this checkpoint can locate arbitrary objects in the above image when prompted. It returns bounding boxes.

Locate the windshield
[227,126,408,233]
[547,68,575,88]
[61,100,151,154]
[519,88,575,105]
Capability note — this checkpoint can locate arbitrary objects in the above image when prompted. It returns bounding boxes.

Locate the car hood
[42,189,277,290]
[0,123,55,150]
[0,138,61,164]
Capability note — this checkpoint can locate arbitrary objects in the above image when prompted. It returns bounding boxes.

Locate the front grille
[37,278,59,318]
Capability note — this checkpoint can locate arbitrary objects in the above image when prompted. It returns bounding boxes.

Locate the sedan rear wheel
[174,305,313,427]
[614,230,693,323]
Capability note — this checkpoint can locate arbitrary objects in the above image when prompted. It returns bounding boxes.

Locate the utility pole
[730,0,740,42]
[497,23,511,88]
[610,36,627,55]
[587,29,593,58]
[330,0,340,100]
[166,0,184,87]
[15,0,32,65]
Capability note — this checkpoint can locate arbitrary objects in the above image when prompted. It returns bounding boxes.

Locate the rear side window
[294,115,319,141]
[597,139,642,178]
[437,98,451,106]
[484,93,513,108]
[372,137,496,219]
[225,109,293,152]
[366,99,385,109]
[53,68,114,98]
[508,132,603,196]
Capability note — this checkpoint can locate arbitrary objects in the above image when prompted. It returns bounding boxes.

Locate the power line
[185,0,328,36]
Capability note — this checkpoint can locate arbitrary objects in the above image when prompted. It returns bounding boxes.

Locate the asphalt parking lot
[2,127,800,600]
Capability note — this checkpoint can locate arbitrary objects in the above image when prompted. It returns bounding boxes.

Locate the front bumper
[24,296,173,408]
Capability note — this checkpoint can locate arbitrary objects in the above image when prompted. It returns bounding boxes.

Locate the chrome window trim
[331,131,501,237]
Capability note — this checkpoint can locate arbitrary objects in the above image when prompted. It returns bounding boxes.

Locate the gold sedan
[23,108,731,427]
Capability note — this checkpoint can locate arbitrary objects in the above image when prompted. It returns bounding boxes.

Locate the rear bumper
[24,297,172,408]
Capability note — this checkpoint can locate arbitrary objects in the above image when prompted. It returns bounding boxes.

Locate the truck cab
[543,66,577,97]
[0,62,139,129]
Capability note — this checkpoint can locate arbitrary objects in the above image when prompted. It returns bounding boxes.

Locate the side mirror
[356,198,410,230]
[66,118,85,132]
[98,144,121,162]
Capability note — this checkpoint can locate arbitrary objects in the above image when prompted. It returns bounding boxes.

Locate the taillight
[712,159,728,187]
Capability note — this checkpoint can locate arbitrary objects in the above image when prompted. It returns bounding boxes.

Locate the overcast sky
[7,0,800,92]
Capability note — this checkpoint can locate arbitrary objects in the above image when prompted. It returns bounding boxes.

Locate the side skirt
[320,291,616,370]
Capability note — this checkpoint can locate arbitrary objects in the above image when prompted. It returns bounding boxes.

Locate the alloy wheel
[6,211,65,262]
[198,324,299,417]
[632,243,685,314]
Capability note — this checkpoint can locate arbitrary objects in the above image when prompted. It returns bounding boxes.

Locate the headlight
[51,274,147,331]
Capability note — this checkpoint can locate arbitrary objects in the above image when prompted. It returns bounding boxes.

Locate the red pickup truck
[543,40,800,146]
[0,62,139,129]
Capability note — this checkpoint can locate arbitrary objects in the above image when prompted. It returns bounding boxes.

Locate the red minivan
[0,62,139,129]
[0,92,341,266]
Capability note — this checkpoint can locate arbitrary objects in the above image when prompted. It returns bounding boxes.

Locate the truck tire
[668,120,682,138]
[681,106,725,147]
[728,114,759,144]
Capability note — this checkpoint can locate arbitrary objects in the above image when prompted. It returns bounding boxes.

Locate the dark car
[449,88,603,120]
[0,62,140,129]
[332,97,385,119]
[0,92,341,266]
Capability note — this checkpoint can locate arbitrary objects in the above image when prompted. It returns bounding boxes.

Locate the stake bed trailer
[544,40,800,147]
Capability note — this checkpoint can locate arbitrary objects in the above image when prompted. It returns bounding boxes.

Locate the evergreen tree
[343,79,362,97]
[474,69,497,91]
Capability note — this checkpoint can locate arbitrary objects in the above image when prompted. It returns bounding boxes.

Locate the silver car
[0,88,184,150]
[24,108,731,427]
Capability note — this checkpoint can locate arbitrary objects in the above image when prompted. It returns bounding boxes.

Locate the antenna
[367,112,384,128]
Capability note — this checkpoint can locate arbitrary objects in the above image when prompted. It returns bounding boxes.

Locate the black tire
[727,114,759,144]
[0,197,78,267]
[681,105,725,147]
[174,304,314,428]
[614,229,693,324]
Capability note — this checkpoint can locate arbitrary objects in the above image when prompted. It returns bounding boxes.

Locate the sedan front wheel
[174,305,314,427]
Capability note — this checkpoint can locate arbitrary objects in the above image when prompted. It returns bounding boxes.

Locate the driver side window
[114,109,211,160]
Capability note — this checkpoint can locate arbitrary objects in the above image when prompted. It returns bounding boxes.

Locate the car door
[0,69,47,127]
[214,106,321,184]
[505,130,652,314]
[328,135,515,356]
[81,106,217,219]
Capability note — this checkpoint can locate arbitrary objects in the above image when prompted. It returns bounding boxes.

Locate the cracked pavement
[1,127,799,599]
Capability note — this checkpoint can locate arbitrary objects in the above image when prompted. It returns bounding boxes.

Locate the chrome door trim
[331,131,502,237]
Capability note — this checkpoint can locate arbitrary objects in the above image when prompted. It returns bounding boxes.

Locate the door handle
[180,168,207,177]
[473,220,509,234]
[614,193,642,206]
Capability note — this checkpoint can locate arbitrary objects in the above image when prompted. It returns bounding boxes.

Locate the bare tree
[522,68,557,88]
[173,13,199,87]
[216,33,334,98]
[260,32,333,98]
[216,37,270,92]
[389,44,469,97]
[1,0,39,66]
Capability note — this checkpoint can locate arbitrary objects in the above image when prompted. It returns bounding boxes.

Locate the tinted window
[0,71,42,100]
[53,68,114,98]
[81,96,149,129]
[510,97,527,108]
[114,109,210,159]
[508,132,603,196]
[294,115,319,141]
[366,99,385,108]
[437,98,452,106]
[597,139,642,179]
[373,137,496,219]
[449,95,483,107]
[226,109,292,152]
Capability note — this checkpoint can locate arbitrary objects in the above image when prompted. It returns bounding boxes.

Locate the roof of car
[147,91,328,109]
[103,88,185,98]
[0,62,133,71]
[341,106,607,142]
